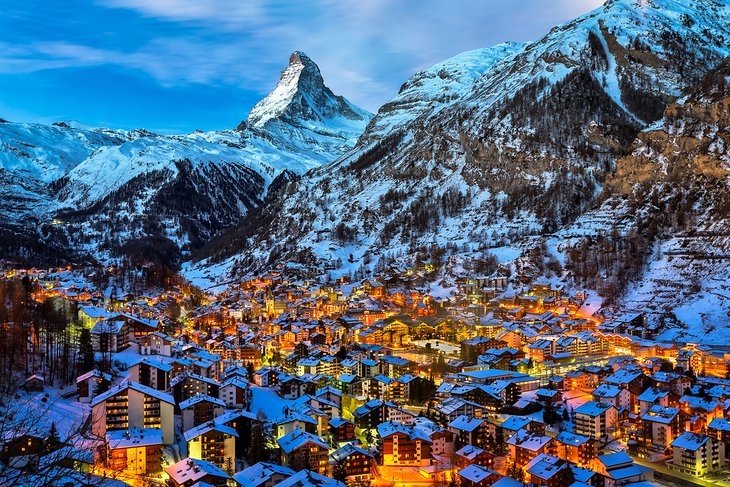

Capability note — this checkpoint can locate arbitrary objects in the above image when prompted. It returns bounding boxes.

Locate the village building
[105,428,163,475]
[91,381,175,444]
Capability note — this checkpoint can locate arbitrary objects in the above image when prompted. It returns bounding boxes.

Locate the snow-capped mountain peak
[246,51,371,132]
[247,51,322,128]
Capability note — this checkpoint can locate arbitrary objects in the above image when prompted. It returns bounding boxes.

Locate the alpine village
[3,1,730,487]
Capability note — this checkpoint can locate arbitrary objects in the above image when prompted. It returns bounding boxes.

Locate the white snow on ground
[247,385,293,422]
[411,340,461,355]
[9,388,91,443]
[360,42,525,142]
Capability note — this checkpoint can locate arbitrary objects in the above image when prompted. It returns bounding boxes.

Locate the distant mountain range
[0,51,372,265]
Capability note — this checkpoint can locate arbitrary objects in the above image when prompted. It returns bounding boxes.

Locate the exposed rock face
[561,59,730,342]
[201,0,730,276]
[248,51,369,130]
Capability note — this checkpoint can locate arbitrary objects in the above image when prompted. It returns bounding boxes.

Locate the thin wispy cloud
[0,0,604,131]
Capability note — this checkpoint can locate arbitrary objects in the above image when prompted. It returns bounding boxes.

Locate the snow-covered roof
[709,417,730,432]
[166,458,230,484]
[91,320,125,334]
[183,421,238,442]
[500,415,532,431]
[604,464,653,480]
[233,462,296,487]
[604,368,643,385]
[449,415,485,432]
[597,451,632,469]
[328,417,352,428]
[133,357,173,372]
[179,394,226,410]
[458,464,497,483]
[671,432,711,451]
[377,421,432,442]
[458,369,525,381]
[277,430,328,454]
[505,429,552,451]
[330,442,372,462]
[275,470,346,487]
[316,386,343,397]
[106,428,163,449]
[492,478,523,487]
[456,444,486,460]
[574,401,613,418]
[80,306,110,319]
[637,387,669,403]
[75,369,111,383]
[641,405,679,424]
[593,383,623,399]
[91,381,174,406]
[526,453,567,480]
[556,431,590,446]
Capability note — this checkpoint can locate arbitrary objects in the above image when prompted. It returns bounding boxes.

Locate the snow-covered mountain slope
[55,129,324,211]
[0,121,126,224]
[198,0,730,278]
[554,58,730,344]
[246,51,371,150]
[0,52,372,265]
[0,121,125,182]
[355,42,525,146]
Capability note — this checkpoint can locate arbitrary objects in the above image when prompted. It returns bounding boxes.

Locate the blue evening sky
[0,0,603,133]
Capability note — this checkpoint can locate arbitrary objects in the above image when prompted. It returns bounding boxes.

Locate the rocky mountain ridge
[197,0,730,279]
[0,52,372,265]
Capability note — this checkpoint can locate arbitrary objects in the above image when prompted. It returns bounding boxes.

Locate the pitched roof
[574,401,613,417]
[525,453,568,480]
[330,442,372,462]
[448,415,485,432]
[500,415,532,431]
[91,380,174,406]
[166,458,230,484]
[505,430,552,451]
[377,421,432,442]
[183,421,239,442]
[179,394,226,410]
[597,451,632,469]
[106,428,163,449]
[671,432,711,451]
[456,444,486,460]
[277,430,328,454]
[556,431,591,446]
[458,464,498,483]
[233,462,296,487]
[275,470,346,487]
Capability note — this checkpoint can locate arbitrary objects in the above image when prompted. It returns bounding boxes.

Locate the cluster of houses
[5,263,730,487]
[73,334,730,487]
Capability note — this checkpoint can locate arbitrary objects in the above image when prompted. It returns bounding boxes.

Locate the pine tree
[271,348,282,365]
[248,411,269,464]
[224,456,234,476]
[365,429,375,447]
[562,465,576,485]
[79,328,95,372]
[47,421,60,449]
[94,376,111,396]
[332,461,347,482]
[246,362,255,380]
[507,462,525,482]
[543,403,556,425]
